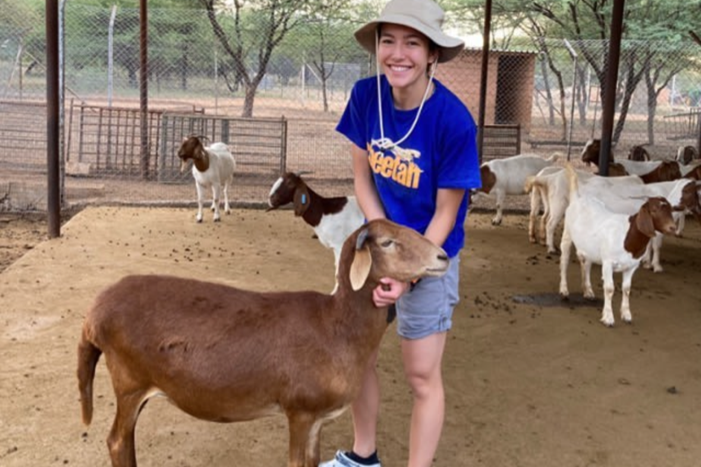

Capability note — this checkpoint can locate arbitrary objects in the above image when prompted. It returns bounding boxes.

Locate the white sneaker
[319,450,382,467]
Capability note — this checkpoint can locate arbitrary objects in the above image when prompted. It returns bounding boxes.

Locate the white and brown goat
[77,219,448,467]
[267,172,364,274]
[178,135,236,222]
[474,153,560,225]
[558,165,678,327]
[581,139,682,183]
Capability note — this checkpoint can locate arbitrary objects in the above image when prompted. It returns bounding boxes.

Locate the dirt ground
[1,205,700,467]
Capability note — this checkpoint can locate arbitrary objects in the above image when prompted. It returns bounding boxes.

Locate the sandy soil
[1,206,700,467]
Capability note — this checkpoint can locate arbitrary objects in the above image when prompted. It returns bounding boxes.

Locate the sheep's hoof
[600,320,615,328]
[196,218,203,223]
[213,218,221,223]
[559,293,569,301]
[491,218,502,226]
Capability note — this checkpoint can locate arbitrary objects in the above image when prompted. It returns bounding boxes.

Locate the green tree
[198,0,348,117]
[449,0,701,143]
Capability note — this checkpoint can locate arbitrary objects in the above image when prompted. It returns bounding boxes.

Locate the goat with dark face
[628,145,651,161]
[677,145,699,165]
[177,136,236,223]
[268,172,364,278]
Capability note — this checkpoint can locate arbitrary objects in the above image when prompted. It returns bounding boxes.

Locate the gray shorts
[395,255,460,340]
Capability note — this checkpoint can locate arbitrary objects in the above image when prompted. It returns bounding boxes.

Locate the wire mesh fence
[1,3,700,212]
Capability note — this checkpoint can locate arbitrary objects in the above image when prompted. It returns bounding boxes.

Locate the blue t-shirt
[336,75,481,258]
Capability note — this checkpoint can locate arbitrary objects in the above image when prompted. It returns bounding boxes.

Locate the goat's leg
[286,412,318,467]
[195,183,205,223]
[539,188,550,245]
[620,268,635,324]
[578,254,595,299]
[222,180,232,215]
[546,202,565,255]
[600,262,615,327]
[209,186,217,211]
[107,391,149,467]
[676,213,685,236]
[491,190,504,225]
[642,234,663,273]
[559,227,572,298]
[528,187,540,243]
[211,184,222,222]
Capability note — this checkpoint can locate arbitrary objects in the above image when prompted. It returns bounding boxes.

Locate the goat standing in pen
[77,219,449,467]
[558,164,678,327]
[178,135,236,223]
[474,153,560,225]
[267,172,364,276]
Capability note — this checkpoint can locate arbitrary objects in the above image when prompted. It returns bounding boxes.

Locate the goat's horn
[355,226,369,250]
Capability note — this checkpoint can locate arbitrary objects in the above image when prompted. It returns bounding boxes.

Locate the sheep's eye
[380,239,393,248]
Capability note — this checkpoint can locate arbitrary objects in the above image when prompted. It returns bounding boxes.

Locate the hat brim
[354,15,464,63]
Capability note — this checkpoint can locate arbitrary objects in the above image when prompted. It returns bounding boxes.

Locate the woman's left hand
[373,277,410,308]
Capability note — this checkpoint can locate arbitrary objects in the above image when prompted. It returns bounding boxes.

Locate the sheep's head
[267,172,306,213]
[347,219,449,291]
[177,136,207,172]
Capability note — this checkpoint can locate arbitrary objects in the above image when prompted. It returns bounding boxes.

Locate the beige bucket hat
[354,0,465,63]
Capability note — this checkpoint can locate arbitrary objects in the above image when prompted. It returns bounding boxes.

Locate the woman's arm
[352,144,385,221]
[424,188,465,248]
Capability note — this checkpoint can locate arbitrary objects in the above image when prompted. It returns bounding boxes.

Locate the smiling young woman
[321,1,484,467]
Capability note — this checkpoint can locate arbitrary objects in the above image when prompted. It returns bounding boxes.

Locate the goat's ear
[635,204,656,237]
[293,185,310,217]
[350,228,372,291]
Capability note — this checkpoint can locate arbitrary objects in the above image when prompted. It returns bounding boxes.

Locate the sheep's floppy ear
[293,185,310,217]
[635,203,656,237]
[350,227,372,291]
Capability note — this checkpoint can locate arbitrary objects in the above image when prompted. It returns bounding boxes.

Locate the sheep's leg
[195,183,205,223]
[107,391,149,467]
[211,184,222,222]
[600,262,615,327]
[578,254,595,299]
[559,227,572,298]
[286,412,318,467]
[491,190,504,225]
[620,268,635,324]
